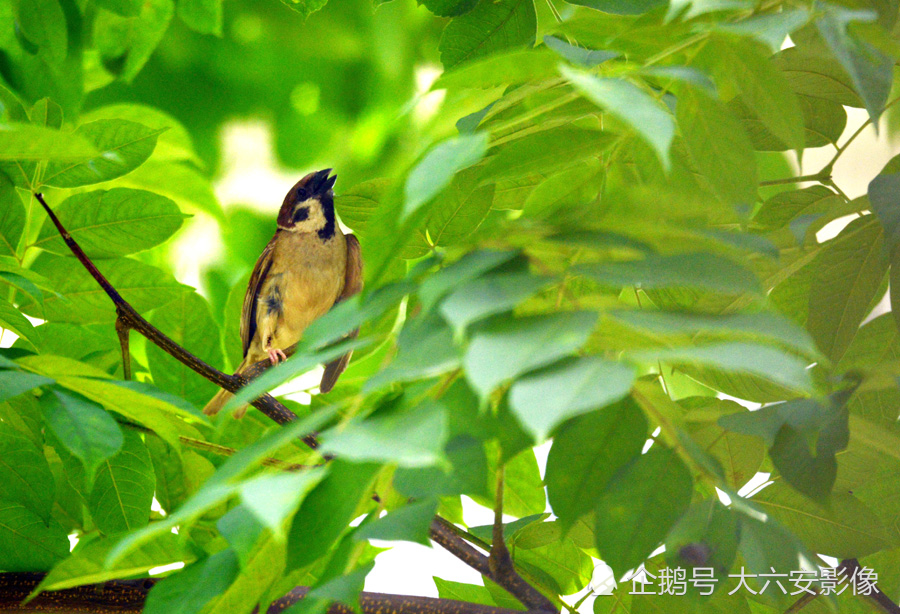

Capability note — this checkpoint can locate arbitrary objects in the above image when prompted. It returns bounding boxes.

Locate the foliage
[1,0,900,612]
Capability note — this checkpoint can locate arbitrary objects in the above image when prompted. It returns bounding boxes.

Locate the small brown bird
[203,169,363,417]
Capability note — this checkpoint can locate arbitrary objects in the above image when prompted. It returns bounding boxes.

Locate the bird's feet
[267,348,288,365]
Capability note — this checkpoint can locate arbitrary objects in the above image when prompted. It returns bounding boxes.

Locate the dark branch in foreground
[0,574,539,614]
[33,193,558,613]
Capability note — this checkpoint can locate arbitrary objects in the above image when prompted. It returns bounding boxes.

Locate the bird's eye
[292,206,310,223]
[295,187,308,200]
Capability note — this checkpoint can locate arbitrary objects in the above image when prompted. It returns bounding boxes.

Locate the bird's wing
[241,234,278,358]
[320,234,363,392]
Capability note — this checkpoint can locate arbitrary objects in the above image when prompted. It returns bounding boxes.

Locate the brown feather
[241,235,278,358]
[320,234,364,393]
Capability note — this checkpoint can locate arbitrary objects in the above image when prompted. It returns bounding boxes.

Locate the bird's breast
[267,231,347,337]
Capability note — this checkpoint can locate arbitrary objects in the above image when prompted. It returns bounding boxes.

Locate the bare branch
[0,573,545,614]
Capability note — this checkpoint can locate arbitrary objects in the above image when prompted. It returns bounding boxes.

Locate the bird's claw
[267,348,287,365]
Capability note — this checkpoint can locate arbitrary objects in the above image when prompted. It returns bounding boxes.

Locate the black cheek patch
[292,206,310,223]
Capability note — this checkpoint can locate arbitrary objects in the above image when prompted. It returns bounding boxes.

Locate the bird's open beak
[310,168,337,195]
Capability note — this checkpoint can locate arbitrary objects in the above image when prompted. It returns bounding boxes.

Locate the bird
[203,168,363,417]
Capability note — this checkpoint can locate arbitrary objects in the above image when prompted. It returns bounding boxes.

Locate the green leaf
[14,0,67,64]
[0,500,69,571]
[808,215,887,363]
[436,49,558,90]
[577,253,761,295]
[463,311,599,398]
[496,448,545,517]
[239,469,326,535]
[439,271,550,331]
[735,94,846,151]
[439,0,537,69]
[773,46,863,107]
[543,35,619,67]
[321,402,447,467]
[514,533,594,595]
[564,0,665,14]
[706,36,804,151]
[33,189,185,257]
[40,388,124,486]
[816,5,893,123]
[753,482,889,559]
[426,169,494,247]
[334,178,391,237]
[480,127,615,182]
[150,443,214,515]
[0,124,97,162]
[88,429,155,534]
[714,9,809,52]
[0,298,39,346]
[594,446,693,575]
[546,398,648,530]
[421,0,477,17]
[561,67,675,169]
[755,185,845,229]
[677,87,757,205]
[36,533,193,592]
[144,549,241,614]
[41,119,164,188]
[20,253,189,324]
[719,393,849,501]
[434,578,495,606]
[94,0,175,82]
[404,133,488,219]
[365,315,459,391]
[681,399,765,491]
[610,310,820,359]
[665,499,740,581]
[111,160,224,221]
[355,498,439,545]
[0,423,55,523]
[0,371,53,403]
[286,461,381,570]
[0,172,25,257]
[147,291,223,407]
[203,535,286,614]
[278,0,328,17]
[419,249,518,313]
[509,357,636,441]
[177,0,222,35]
[79,104,199,164]
[95,0,143,16]
[868,167,900,257]
[108,409,338,566]
[632,343,814,394]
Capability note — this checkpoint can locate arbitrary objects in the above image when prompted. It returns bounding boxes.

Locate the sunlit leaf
[439,0,537,69]
[33,189,185,257]
[562,66,674,169]
[41,119,164,188]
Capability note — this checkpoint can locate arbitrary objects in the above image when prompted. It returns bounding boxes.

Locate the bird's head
[277,168,337,239]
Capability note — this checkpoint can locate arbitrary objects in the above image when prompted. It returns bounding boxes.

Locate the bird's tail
[203,358,250,418]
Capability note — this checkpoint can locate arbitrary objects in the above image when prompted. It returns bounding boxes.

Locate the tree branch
[840,559,900,614]
[429,517,556,613]
[0,573,542,614]
[34,193,558,613]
